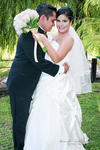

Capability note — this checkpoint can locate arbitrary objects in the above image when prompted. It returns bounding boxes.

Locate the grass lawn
[0,83,100,150]
[78,83,100,150]
[0,60,12,77]
[0,97,13,150]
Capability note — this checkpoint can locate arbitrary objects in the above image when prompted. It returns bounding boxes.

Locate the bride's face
[56,14,72,33]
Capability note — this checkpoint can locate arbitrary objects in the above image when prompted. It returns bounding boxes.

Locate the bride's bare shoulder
[65,34,74,41]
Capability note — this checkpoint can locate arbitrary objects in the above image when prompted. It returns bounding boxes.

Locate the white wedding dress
[24,38,90,150]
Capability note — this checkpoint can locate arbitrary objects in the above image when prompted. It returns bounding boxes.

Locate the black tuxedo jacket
[7,28,59,96]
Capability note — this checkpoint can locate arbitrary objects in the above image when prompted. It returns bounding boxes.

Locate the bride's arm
[33,33,74,63]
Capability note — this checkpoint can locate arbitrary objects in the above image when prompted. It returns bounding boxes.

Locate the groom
[7,4,69,150]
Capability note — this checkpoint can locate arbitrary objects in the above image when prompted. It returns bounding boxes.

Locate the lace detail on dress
[80,72,92,94]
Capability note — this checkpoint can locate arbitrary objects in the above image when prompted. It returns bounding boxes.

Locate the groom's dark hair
[36,3,57,19]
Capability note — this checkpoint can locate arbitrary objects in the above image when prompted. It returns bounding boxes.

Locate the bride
[24,7,92,150]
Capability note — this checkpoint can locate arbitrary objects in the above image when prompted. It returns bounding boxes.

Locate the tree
[77,0,100,56]
[0,0,99,59]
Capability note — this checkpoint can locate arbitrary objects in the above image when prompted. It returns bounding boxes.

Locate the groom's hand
[63,62,69,73]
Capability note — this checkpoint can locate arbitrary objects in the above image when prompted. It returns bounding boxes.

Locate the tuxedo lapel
[38,27,47,37]
[38,27,45,34]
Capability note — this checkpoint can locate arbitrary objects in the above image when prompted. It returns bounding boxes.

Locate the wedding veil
[67,26,92,94]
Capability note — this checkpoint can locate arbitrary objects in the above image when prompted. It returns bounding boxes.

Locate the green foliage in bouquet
[22,18,39,33]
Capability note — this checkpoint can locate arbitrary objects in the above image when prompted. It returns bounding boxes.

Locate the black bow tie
[38,27,48,37]
[44,31,48,37]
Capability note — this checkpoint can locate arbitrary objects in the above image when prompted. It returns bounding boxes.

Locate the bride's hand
[32,33,46,43]
[63,62,69,73]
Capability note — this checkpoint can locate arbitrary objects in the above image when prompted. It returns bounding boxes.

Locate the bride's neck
[54,30,69,44]
[58,30,69,36]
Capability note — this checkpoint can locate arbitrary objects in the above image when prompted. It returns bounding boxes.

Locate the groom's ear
[40,15,47,21]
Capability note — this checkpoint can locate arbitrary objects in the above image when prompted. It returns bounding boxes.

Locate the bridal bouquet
[13,9,46,57]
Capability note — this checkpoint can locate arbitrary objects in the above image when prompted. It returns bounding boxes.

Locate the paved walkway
[0,69,9,97]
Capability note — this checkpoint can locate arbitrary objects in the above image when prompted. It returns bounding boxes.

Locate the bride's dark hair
[57,7,74,22]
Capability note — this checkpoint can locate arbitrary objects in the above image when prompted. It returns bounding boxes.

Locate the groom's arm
[21,32,63,76]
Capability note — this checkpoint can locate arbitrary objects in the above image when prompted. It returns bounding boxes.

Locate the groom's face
[43,11,56,32]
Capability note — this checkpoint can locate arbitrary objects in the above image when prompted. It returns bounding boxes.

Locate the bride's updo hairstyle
[57,7,74,23]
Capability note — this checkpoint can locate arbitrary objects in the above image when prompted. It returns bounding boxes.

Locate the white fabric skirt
[24,73,88,150]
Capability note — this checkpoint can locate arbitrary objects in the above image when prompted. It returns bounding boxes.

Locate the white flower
[24,9,39,18]
[13,9,39,35]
